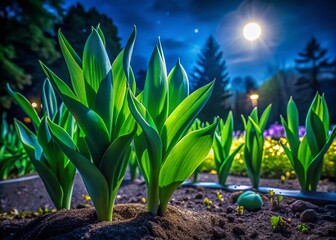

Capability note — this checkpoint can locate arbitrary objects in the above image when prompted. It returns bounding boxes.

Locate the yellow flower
[82,194,91,201]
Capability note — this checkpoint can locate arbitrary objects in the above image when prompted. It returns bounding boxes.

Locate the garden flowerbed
[1,172,335,239]
[1,21,336,240]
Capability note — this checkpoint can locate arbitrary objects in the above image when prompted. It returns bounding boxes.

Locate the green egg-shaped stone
[237,190,262,211]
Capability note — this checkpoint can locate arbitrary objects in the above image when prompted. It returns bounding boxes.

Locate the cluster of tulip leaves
[9,25,217,221]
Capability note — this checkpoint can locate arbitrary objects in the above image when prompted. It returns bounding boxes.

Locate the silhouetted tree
[0,0,63,111]
[295,37,333,122]
[295,38,329,99]
[259,69,296,124]
[230,76,258,129]
[52,3,121,86]
[244,76,258,95]
[191,36,230,122]
[56,3,121,62]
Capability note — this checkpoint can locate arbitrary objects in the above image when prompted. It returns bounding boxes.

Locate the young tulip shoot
[280,95,336,191]
[213,111,244,185]
[127,41,217,215]
[8,79,76,210]
[242,105,272,188]
[40,25,137,221]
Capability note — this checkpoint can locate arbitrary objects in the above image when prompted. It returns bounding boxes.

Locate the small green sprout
[82,194,91,201]
[236,205,244,215]
[280,175,286,184]
[269,190,283,207]
[298,223,309,234]
[271,215,291,231]
[217,192,224,202]
[211,217,216,225]
[204,197,212,210]
[271,216,282,230]
[0,207,56,220]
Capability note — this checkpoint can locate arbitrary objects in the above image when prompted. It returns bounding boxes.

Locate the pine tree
[191,36,230,122]
[295,37,330,101]
[294,37,332,122]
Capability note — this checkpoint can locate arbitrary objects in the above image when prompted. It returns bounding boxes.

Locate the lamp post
[250,94,259,108]
[31,102,37,108]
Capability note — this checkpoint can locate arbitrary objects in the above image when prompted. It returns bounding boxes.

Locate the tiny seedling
[269,190,283,207]
[298,223,309,234]
[217,192,224,202]
[236,205,244,215]
[204,197,213,210]
[271,215,291,231]
[271,216,282,230]
[82,194,91,201]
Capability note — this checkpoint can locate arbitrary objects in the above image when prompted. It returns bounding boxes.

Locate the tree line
[190,36,336,128]
[1,1,335,127]
[0,1,121,121]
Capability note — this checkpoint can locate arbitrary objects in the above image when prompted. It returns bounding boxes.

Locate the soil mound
[13,204,225,240]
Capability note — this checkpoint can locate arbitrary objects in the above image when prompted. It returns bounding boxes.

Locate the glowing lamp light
[250,94,259,100]
[243,22,261,41]
[23,117,31,123]
[31,102,38,108]
[250,94,259,107]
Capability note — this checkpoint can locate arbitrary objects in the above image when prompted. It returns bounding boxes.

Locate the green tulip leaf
[7,85,40,130]
[162,81,214,158]
[159,120,217,212]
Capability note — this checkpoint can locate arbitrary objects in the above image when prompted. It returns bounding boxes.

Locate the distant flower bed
[200,129,336,179]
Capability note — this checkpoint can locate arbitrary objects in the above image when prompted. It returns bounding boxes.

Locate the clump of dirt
[10,204,227,240]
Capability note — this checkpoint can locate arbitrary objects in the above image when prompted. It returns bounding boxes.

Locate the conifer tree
[295,37,332,122]
[191,36,230,122]
[295,37,330,100]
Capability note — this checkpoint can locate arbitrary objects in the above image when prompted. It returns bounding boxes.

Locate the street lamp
[250,94,259,107]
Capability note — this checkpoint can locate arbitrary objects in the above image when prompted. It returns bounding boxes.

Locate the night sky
[64,0,336,84]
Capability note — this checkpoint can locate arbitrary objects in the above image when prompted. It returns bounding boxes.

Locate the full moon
[243,22,261,41]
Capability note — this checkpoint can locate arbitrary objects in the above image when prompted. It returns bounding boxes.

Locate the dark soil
[1,172,335,239]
